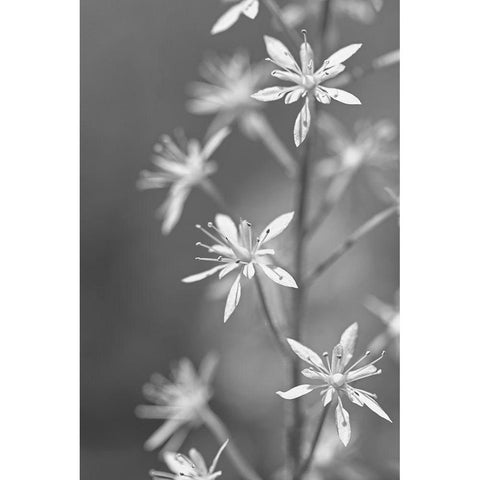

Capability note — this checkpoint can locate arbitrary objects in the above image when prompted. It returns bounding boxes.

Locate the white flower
[138,128,230,235]
[136,355,218,452]
[277,323,391,446]
[251,33,361,146]
[211,0,259,35]
[150,440,228,480]
[182,212,297,322]
[187,51,267,134]
[281,0,383,30]
[365,293,399,359]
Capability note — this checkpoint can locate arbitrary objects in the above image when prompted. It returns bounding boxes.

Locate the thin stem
[327,49,400,88]
[296,403,331,477]
[305,205,399,286]
[254,273,290,358]
[201,406,263,480]
[262,0,302,51]
[200,179,237,219]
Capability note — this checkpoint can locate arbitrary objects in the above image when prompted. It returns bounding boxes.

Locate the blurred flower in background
[136,355,218,452]
[137,128,230,234]
[150,440,228,480]
[315,113,398,204]
[277,323,391,446]
[210,0,259,35]
[365,292,399,360]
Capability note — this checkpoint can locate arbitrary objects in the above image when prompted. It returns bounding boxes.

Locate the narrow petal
[346,364,378,382]
[323,387,334,406]
[324,44,362,67]
[242,0,259,19]
[219,262,240,279]
[355,390,392,422]
[340,322,358,367]
[210,4,244,35]
[209,440,229,473]
[144,419,184,451]
[251,86,293,102]
[335,401,351,446]
[294,98,311,147]
[300,41,314,74]
[159,185,190,235]
[182,265,225,283]
[285,87,305,104]
[258,211,295,244]
[271,69,302,83]
[202,127,230,160]
[331,344,344,373]
[286,338,326,370]
[276,384,319,399]
[224,274,242,322]
[215,214,239,244]
[321,87,361,105]
[255,248,275,256]
[164,452,196,476]
[314,87,332,104]
[315,63,345,82]
[301,368,327,380]
[263,35,300,72]
[259,264,298,288]
[244,262,255,279]
[346,386,364,406]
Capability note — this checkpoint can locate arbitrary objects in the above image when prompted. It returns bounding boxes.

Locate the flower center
[301,74,317,90]
[330,373,346,388]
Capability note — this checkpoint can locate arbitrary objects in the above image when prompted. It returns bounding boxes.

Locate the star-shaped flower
[138,128,230,235]
[365,293,399,359]
[211,0,259,35]
[277,323,391,446]
[251,33,361,146]
[136,355,218,452]
[187,51,268,135]
[150,440,228,480]
[182,212,297,322]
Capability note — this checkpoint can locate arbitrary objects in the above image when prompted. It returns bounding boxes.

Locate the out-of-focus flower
[182,212,297,322]
[187,51,267,134]
[136,355,218,452]
[150,440,228,480]
[277,323,391,446]
[211,0,259,35]
[365,293,399,360]
[316,113,398,203]
[138,128,230,235]
[281,0,383,30]
[252,33,361,146]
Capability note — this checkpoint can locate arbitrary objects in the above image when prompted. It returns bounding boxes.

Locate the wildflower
[251,33,361,146]
[182,212,297,322]
[211,0,259,35]
[150,440,228,480]
[365,293,399,359]
[277,323,391,446]
[187,51,267,134]
[136,355,218,452]
[281,0,383,30]
[137,128,230,235]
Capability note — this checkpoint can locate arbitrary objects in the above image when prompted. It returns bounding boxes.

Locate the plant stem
[262,0,302,51]
[305,205,399,286]
[200,179,238,219]
[296,403,331,477]
[254,273,290,358]
[201,406,263,480]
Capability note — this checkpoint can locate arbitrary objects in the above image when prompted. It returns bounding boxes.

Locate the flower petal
[164,452,196,476]
[314,87,332,104]
[182,265,225,283]
[276,384,319,399]
[259,264,298,288]
[323,387,334,406]
[285,87,305,104]
[346,364,378,382]
[215,213,239,244]
[324,44,362,67]
[219,262,240,279]
[300,41,314,74]
[335,401,351,446]
[144,419,184,451]
[294,98,311,147]
[271,69,302,83]
[321,87,361,105]
[251,86,294,102]
[355,391,392,422]
[264,35,300,72]
[259,211,295,244]
[159,184,191,235]
[211,4,244,35]
[340,322,358,367]
[244,262,255,279]
[286,338,325,370]
[209,440,229,473]
[242,0,259,19]
[224,273,242,322]
[188,449,208,475]
[202,127,230,160]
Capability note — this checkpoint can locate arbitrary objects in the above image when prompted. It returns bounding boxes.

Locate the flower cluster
[183,212,297,321]
[252,33,361,146]
[277,323,391,445]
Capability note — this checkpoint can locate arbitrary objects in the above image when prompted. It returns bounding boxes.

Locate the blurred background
[81,1,399,479]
